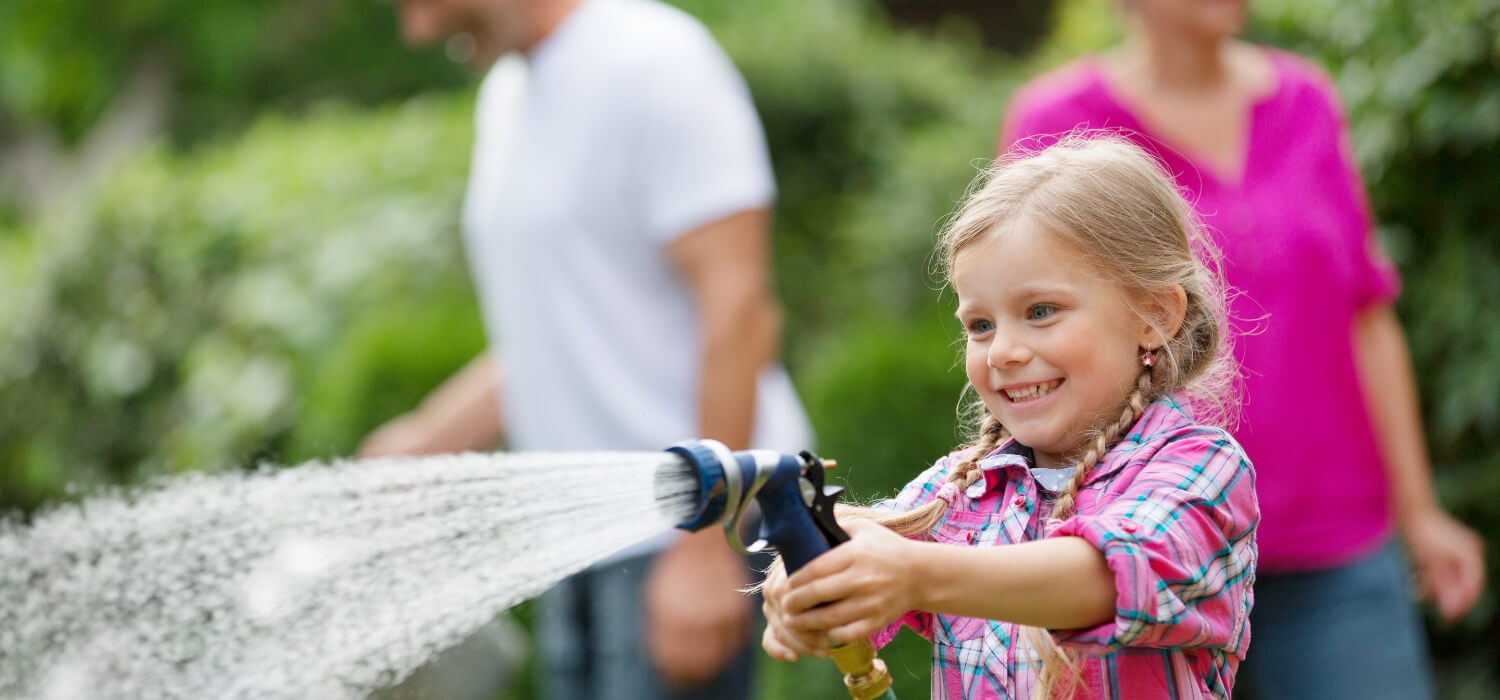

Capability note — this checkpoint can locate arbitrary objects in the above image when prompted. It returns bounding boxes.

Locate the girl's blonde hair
[854,133,1235,698]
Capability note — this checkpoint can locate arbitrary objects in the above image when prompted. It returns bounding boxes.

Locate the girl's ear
[1139,284,1188,349]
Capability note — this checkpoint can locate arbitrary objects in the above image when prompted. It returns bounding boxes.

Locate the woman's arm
[1353,305,1485,621]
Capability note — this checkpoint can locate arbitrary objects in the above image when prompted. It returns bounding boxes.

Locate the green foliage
[0,96,483,508]
[0,0,465,142]
[799,312,969,503]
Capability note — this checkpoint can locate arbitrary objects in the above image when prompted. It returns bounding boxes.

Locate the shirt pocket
[930,508,1000,548]
[929,509,1002,646]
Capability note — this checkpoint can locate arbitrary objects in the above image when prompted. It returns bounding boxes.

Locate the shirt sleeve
[997,96,1037,157]
[625,30,776,244]
[1047,432,1258,658]
[996,62,1096,158]
[871,609,933,648]
[874,454,954,512]
[1315,66,1402,308]
[997,82,1061,158]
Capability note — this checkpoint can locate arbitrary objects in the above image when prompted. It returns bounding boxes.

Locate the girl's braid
[1025,368,1154,699]
[951,412,1008,490]
[858,411,1008,538]
[1051,369,1153,519]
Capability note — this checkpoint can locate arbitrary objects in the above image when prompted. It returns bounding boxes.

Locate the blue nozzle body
[664,441,895,700]
[665,440,847,575]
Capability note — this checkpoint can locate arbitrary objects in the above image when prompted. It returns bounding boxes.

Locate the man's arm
[357,351,507,457]
[670,208,781,450]
[645,208,780,689]
[1353,305,1485,621]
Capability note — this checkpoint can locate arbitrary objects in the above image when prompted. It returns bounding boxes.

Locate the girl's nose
[986,332,1029,369]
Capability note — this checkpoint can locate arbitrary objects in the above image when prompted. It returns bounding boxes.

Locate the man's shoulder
[587,0,729,70]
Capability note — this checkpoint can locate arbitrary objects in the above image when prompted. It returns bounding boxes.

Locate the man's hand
[643,530,751,690]
[1402,505,1486,623]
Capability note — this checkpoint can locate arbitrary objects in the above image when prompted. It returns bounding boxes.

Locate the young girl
[760,136,1258,699]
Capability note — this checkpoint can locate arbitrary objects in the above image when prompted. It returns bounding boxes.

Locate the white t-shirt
[461,0,812,460]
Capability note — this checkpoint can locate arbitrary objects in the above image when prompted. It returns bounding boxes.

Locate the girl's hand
[776,518,920,646]
[1401,506,1486,623]
[760,559,831,661]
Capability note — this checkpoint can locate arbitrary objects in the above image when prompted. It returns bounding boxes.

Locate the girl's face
[953,225,1156,470]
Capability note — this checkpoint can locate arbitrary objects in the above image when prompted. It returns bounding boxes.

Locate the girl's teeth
[1005,380,1059,401]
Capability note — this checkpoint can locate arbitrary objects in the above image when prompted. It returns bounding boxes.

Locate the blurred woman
[997,1,1485,698]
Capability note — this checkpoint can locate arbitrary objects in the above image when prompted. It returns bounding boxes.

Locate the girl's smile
[998,379,1064,404]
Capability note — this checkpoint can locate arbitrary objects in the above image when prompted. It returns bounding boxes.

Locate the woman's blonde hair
[855,133,1236,698]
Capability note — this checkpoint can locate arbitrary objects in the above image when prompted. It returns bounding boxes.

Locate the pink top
[873,395,1258,699]
[999,50,1401,572]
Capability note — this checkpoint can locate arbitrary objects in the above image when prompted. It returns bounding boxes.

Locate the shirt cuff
[871,610,928,649]
[1046,515,1175,656]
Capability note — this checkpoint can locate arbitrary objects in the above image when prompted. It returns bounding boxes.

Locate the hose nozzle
[660,440,896,700]
[664,439,848,572]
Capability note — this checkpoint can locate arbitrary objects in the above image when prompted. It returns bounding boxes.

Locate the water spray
[659,440,897,700]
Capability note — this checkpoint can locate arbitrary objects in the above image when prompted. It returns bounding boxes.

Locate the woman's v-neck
[1087,49,1285,190]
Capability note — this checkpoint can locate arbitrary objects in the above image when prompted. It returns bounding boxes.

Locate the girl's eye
[966,319,994,336]
[1026,304,1058,321]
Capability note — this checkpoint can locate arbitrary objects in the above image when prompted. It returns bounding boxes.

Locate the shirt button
[966,531,976,543]
[1012,495,1026,508]
[1122,523,1138,534]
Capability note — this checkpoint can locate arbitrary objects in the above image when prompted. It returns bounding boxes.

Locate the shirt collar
[970,393,1197,496]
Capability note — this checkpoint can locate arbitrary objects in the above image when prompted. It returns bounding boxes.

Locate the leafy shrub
[0,96,483,508]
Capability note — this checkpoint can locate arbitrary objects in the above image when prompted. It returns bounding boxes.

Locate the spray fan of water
[0,451,701,699]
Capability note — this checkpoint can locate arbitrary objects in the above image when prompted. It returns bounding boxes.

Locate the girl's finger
[781,571,852,615]
[775,626,829,659]
[766,607,830,658]
[784,595,874,635]
[761,625,798,663]
[762,562,789,596]
[827,618,882,646]
[784,546,853,590]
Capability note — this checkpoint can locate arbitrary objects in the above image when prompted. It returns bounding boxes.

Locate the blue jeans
[538,551,760,700]
[1238,540,1434,700]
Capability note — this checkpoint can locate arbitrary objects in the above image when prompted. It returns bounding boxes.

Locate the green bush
[0,0,466,143]
[0,96,484,508]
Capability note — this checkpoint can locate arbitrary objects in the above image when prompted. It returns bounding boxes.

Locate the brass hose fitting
[829,639,894,700]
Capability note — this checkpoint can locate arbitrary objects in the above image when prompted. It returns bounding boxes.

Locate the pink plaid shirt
[872,395,1258,699]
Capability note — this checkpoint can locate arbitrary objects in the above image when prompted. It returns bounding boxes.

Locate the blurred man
[364,0,812,697]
